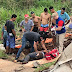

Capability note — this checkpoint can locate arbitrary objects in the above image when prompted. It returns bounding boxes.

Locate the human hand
[1,37,3,40]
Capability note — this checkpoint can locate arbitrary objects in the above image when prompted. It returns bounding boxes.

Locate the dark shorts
[6,35,15,48]
[33,27,38,32]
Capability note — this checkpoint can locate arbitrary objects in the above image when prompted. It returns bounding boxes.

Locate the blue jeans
[16,34,34,59]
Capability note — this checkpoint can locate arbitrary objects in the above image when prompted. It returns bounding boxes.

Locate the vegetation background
[0,0,72,42]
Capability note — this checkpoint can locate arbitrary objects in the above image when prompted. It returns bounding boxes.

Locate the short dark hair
[31,11,34,14]
[62,7,65,10]
[49,6,54,10]
[44,8,48,12]
[11,14,17,18]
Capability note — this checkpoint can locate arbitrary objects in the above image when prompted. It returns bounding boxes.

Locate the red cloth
[40,27,48,32]
[58,20,64,26]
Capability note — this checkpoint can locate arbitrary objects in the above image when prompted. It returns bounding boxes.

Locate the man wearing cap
[20,14,34,32]
[51,13,66,53]
[57,8,70,25]
[30,11,41,32]
[40,8,51,32]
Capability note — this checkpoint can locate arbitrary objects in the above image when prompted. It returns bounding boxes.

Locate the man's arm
[34,41,38,52]
[1,31,3,40]
[65,12,70,25]
[41,41,48,53]
[65,20,70,25]
[49,15,51,30]
[38,17,41,30]
[30,26,34,32]
[12,29,16,37]
[55,20,63,31]
[30,20,34,32]
[20,21,26,32]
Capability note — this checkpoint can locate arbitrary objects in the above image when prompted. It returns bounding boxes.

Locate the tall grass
[0,0,72,39]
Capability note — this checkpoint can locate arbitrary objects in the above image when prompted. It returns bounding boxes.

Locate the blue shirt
[57,10,70,23]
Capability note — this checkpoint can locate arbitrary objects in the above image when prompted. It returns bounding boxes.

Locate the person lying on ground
[20,14,34,32]
[1,26,8,49]
[14,31,48,62]
[40,8,51,32]
[30,11,41,32]
[18,50,48,64]
[5,14,17,54]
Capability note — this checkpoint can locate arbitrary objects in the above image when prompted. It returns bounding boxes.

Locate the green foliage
[0,50,8,58]
[0,0,72,39]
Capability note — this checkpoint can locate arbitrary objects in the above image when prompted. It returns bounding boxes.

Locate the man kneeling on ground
[14,31,48,62]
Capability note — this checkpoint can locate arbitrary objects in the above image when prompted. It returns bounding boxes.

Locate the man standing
[52,13,66,53]
[49,6,58,26]
[40,8,51,32]
[5,14,17,54]
[14,31,48,62]
[30,11,41,32]
[57,8,70,25]
[20,14,34,32]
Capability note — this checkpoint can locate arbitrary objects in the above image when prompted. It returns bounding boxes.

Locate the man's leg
[9,36,15,54]
[59,33,65,53]
[15,35,27,60]
[22,52,37,63]
[6,36,10,54]
[56,34,59,48]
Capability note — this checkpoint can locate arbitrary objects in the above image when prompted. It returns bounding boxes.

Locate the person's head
[11,14,17,21]
[52,13,59,20]
[39,31,48,42]
[49,6,55,13]
[61,7,65,14]
[44,8,48,15]
[24,14,29,20]
[31,11,35,18]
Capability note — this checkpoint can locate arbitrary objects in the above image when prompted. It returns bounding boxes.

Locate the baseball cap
[24,14,29,18]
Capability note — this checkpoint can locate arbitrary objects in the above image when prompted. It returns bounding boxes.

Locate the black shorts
[33,27,38,32]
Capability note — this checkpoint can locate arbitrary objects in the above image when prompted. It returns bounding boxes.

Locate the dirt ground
[0,59,35,72]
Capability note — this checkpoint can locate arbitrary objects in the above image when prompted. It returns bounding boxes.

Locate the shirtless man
[49,6,58,26]
[30,11,41,32]
[40,8,51,32]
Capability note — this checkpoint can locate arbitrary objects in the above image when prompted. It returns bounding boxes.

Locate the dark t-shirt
[24,32,40,42]
[5,20,14,34]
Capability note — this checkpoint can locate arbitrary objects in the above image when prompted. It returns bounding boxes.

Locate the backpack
[45,49,59,60]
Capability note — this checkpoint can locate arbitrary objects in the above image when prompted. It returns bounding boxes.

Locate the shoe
[22,61,28,64]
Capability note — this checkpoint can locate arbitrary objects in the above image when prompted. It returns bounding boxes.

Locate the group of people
[1,6,70,64]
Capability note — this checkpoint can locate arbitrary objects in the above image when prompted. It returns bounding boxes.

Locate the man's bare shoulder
[30,17,32,20]
[48,13,51,17]
[41,12,44,15]
[36,16,40,19]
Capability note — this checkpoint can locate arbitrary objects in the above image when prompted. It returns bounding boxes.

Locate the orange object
[45,38,53,43]
[65,33,72,38]
[15,38,22,41]
[15,45,22,48]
